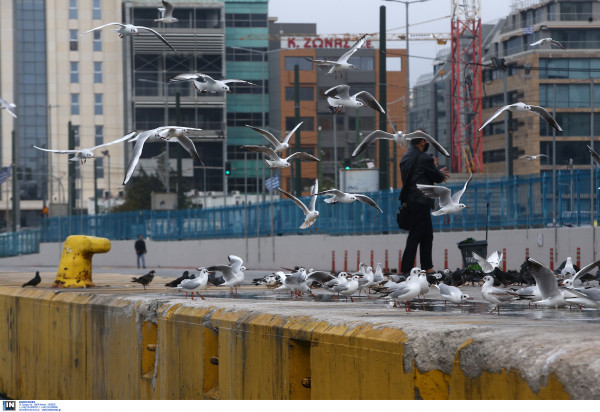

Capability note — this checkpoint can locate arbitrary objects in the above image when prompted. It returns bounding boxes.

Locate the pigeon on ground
[131,270,156,291]
[22,271,41,287]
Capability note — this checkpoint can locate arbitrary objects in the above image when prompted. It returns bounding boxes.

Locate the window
[227,79,267,94]
[93,31,102,52]
[540,141,596,165]
[284,56,313,71]
[540,84,589,108]
[70,62,79,83]
[71,94,80,115]
[285,87,314,101]
[225,13,267,28]
[225,47,267,62]
[92,0,101,20]
[227,112,268,127]
[69,0,77,19]
[286,117,314,131]
[94,126,103,146]
[94,94,103,115]
[69,30,78,51]
[94,62,102,83]
[348,56,374,71]
[560,2,592,21]
[540,58,600,80]
[550,29,600,49]
[72,125,80,146]
[539,113,600,137]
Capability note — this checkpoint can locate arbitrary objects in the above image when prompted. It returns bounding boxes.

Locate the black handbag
[397,152,421,231]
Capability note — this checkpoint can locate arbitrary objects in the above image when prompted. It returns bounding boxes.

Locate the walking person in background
[135,234,147,269]
[399,137,449,276]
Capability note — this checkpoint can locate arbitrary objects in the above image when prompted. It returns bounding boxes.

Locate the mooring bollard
[52,235,111,288]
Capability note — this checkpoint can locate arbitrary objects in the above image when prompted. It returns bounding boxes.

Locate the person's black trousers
[401,202,434,274]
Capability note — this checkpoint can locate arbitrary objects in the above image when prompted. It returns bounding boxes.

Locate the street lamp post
[102,150,111,212]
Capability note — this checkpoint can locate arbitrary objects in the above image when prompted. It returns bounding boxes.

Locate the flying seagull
[124,126,204,184]
[472,250,503,273]
[169,73,257,93]
[314,188,383,213]
[277,179,319,229]
[241,145,319,169]
[417,174,472,220]
[155,0,179,24]
[352,128,449,158]
[33,131,136,164]
[479,102,562,132]
[81,22,177,52]
[519,154,549,160]
[305,34,368,79]
[324,85,384,114]
[530,37,566,50]
[245,123,303,153]
[0,97,17,118]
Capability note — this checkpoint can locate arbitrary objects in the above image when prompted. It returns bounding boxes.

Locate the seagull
[481,275,518,314]
[417,271,430,303]
[434,283,472,306]
[352,129,450,158]
[274,269,312,298]
[479,102,562,132]
[169,73,257,94]
[277,179,319,230]
[530,37,566,50]
[155,0,179,24]
[388,268,423,312]
[314,188,383,213]
[417,174,472,221]
[0,97,17,118]
[324,85,384,114]
[518,154,549,160]
[357,266,376,297]
[81,23,177,52]
[203,255,246,294]
[131,270,156,291]
[561,258,600,286]
[123,126,204,184]
[322,272,349,298]
[333,275,361,302]
[305,34,368,79]
[560,257,576,279]
[241,145,319,169]
[177,269,209,300]
[165,270,192,288]
[472,250,503,274]
[526,258,580,308]
[373,263,384,283]
[33,131,136,165]
[245,123,302,154]
[587,145,600,189]
[514,284,543,308]
[22,271,41,288]
[562,287,600,310]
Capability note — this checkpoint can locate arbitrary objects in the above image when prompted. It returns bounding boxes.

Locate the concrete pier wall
[3,226,599,271]
[1,287,596,400]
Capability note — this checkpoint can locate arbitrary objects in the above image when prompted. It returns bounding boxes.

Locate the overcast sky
[269,0,514,85]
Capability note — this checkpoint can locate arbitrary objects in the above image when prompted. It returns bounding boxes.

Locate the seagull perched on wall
[417,174,472,223]
[530,37,566,50]
[277,179,319,230]
[203,255,246,294]
[177,269,209,300]
[155,1,179,24]
[314,188,383,213]
[169,73,257,94]
[245,123,303,154]
[480,102,562,132]
[34,131,136,165]
[324,85,385,114]
[81,23,177,51]
[305,34,368,79]
[241,145,319,169]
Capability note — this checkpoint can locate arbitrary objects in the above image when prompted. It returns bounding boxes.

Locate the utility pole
[294,64,302,196]
[176,93,183,209]
[68,121,75,233]
[93,158,98,214]
[11,131,19,232]
[379,6,389,190]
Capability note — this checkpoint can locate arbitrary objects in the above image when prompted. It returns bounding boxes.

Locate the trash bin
[457,238,488,269]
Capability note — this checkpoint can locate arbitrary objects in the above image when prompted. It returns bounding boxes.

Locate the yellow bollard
[52,235,111,288]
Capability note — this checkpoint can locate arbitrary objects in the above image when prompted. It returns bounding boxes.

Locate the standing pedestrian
[135,234,147,269]
[399,137,449,276]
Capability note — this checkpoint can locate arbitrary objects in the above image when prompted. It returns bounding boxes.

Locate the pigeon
[22,271,41,287]
[314,188,383,213]
[165,270,192,288]
[0,97,17,118]
[131,270,156,291]
[417,174,472,219]
[177,269,209,300]
[34,131,136,165]
[352,128,449,158]
[123,126,204,184]
[169,73,257,93]
[241,145,319,169]
[530,37,566,50]
[252,273,282,288]
[81,23,177,51]
[203,255,246,294]
[277,179,320,230]
[518,154,549,160]
[479,102,562,133]
[245,123,302,154]
[305,34,368,79]
[435,283,472,306]
[481,275,518,314]
[155,0,179,24]
[324,85,384,114]
[472,250,503,273]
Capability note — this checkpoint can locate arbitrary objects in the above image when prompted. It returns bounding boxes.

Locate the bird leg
[191,292,195,300]
[405,301,412,312]
[350,296,354,303]
[198,293,206,301]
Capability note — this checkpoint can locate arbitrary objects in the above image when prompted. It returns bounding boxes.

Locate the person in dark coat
[135,235,147,269]
[399,138,449,275]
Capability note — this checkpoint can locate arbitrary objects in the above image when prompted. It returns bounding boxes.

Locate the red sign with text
[281,36,375,50]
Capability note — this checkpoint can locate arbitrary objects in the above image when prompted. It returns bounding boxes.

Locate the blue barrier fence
[32,169,600,245]
[0,229,40,258]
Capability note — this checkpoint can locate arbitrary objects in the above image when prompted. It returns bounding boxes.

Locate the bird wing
[306,271,335,284]
[245,125,280,147]
[479,105,511,131]
[487,286,518,302]
[573,259,600,282]
[162,0,175,17]
[351,130,395,157]
[587,145,600,168]
[205,264,234,282]
[33,146,79,155]
[488,250,502,268]
[282,122,303,145]
[518,155,532,160]
[308,179,319,211]
[416,184,453,207]
[136,26,177,52]
[529,105,562,132]
[222,79,258,87]
[285,152,320,162]
[354,194,383,213]
[169,73,205,82]
[550,39,566,50]
[314,188,344,197]
[241,145,279,160]
[277,188,309,215]
[536,154,549,158]
[81,22,124,35]
[170,134,204,165]
[451,174,472,204]
[527,258,559,299]
[354,91,385,114]
[228,255,244,273]
[0,99,17,118]
[324,85,351,99]
[404,131,450,157]
[90,131,137,150]
[123,130,153,184]
[339,34,367,62]
[472,251,493,273]
[305,57,338,66]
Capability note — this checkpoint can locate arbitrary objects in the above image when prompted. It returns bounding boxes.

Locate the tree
[112,168,165,212]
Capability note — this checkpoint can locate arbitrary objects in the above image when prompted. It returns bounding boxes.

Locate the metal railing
[0,229,40,258]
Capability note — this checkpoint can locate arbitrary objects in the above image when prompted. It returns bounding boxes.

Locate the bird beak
[227,90,232,93]
[467,297,474,300]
